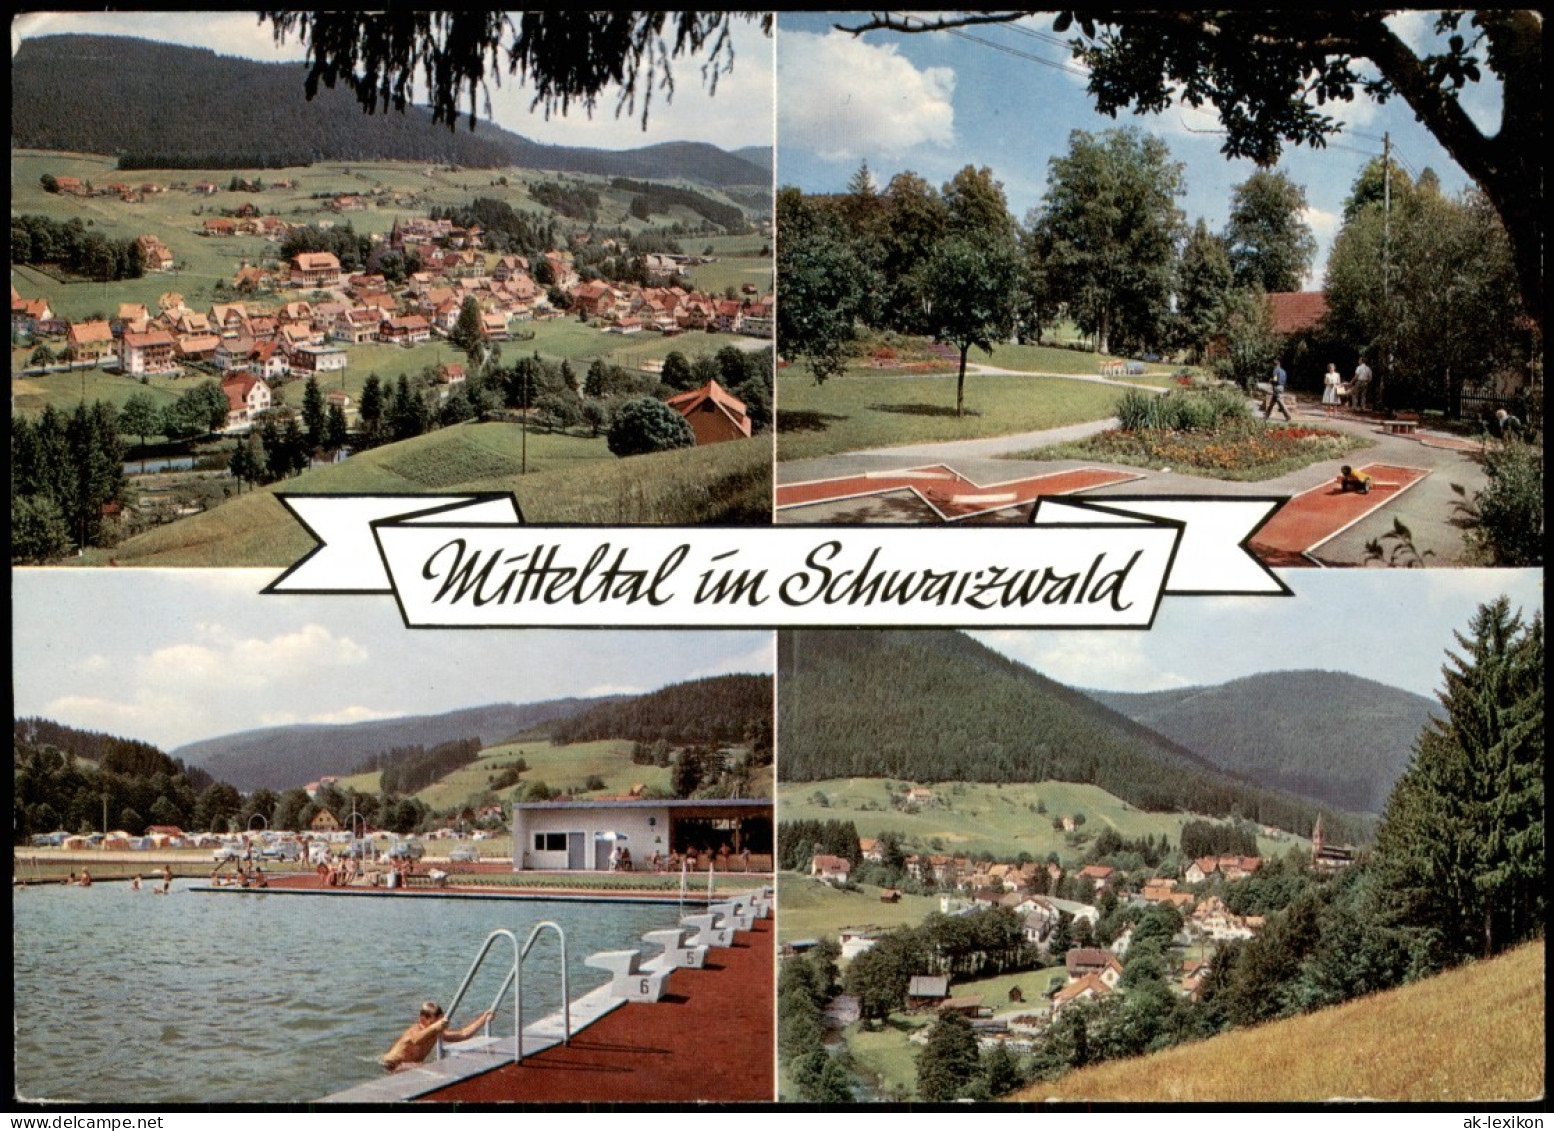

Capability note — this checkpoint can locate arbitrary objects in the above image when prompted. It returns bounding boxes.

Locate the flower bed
[1007,422,1372,481]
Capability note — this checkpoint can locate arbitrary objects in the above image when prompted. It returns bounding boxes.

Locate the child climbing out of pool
[381,1003,495,1071]
[1337,465,1373,494]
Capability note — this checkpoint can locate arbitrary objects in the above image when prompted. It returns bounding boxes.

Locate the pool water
[12,882,674,1103]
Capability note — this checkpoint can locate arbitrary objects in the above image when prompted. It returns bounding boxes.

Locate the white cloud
[970,631,1192,692]
[779,30,956,160]
[484,16,773,149]
[42,624,373,748]
[14,12,302,63]
[1303,205,1340,244]
[582,684,649,697]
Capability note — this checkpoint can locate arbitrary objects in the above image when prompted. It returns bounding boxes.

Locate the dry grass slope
[1020,938,1545,1103]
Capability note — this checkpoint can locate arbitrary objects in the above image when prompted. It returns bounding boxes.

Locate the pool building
[512,798,773,872]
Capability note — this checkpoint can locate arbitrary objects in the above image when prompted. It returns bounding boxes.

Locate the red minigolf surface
[776,464,1142,520]
[1250,463,1429,566]
[421,917,774,1103]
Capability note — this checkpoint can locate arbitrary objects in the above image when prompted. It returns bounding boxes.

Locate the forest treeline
[612,178,748,233]
[548,674,773,751]
[352,737,484,796]
[778,631,1371,844]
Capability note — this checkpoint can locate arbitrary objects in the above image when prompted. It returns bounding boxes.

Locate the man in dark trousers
[1263,359,1292,422]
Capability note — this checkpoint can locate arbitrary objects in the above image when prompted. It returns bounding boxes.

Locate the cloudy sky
[975,568,1542,700]
[778,12,1501,288]
[12,11,774,152]
[11,570,774,751]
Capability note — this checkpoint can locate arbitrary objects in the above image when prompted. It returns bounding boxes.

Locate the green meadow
[778,778,1303,863]
[775,371,1124,461]
[74,421,772,566]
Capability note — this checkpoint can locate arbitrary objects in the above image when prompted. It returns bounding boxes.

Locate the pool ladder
[438,921,569,1065]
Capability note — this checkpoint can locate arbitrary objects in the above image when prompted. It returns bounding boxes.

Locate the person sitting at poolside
[1336,465,1373,494]
[381,1003,494,1071]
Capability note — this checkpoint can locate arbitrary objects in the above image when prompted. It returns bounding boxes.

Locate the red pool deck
[1249,462,1430,567]
[776,464,1143,521]
[420,917,774,1103]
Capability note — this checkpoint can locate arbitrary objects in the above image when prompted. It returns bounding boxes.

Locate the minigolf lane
[1249,463,1431,567]
[776,464,1144,522]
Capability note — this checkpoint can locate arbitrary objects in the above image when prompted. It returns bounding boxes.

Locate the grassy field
[776,372,1124,462]
[778,779,1304,864]
[776,872,944,945]
[412,738,673,812]
[982,342,1179,383]
[847,1015,934,1102]
[1022,938,1546,1102]
[75,422,772,566]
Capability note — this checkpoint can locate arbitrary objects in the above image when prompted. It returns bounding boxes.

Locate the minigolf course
[1249,462,1431,567]
[776,464,1144,522]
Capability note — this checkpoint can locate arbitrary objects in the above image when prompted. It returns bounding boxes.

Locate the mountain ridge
[12,34,769,188]
[1086,670,1435,813]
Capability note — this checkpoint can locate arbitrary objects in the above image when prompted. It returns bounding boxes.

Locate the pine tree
[1373,598,1544,970]
[916,1011,981,1101]
[358,375,385,445]
[301,376,326,453]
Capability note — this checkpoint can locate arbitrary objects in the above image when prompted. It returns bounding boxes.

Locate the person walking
[1263,359,1292,422]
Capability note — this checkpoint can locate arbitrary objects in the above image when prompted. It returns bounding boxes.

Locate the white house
[510,798,772,872]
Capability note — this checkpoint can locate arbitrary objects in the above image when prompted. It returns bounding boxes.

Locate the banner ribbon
[266,493,1288,628]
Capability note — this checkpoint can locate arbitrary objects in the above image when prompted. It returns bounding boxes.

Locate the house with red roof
[665,380,753,445]
[1267,291,1329,337]
[291,251,343,288]
[66,320,115,362]
[1052,972,1115,1016]
[810,854,852,884]
[221,373,271,426]
[120,329,178,376]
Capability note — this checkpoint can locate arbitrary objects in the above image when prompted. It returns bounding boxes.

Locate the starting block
[642,927,707,970]
[585,949,668,1002]
[681,912,733,949]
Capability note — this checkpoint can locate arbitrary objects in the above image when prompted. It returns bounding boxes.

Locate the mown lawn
[776,372,1124,461]
[75,423,772,566]
[778,779,1302,864]
[776,872,942,945]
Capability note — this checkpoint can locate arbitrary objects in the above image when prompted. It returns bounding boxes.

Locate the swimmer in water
[380,1003,494,1071]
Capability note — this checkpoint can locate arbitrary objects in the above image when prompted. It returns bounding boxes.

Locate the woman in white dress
[1321,363,1342,417]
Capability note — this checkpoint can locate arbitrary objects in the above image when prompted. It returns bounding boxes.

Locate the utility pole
[1380,131,1392,411]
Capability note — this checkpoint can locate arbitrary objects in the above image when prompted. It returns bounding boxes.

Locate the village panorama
[11,31,775,567]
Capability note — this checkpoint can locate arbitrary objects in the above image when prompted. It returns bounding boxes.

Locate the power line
[887,11,1089,78]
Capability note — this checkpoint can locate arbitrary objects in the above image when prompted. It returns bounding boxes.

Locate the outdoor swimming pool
[12,882,676,1103]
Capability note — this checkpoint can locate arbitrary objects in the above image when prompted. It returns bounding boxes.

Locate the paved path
[777,403,1489,566]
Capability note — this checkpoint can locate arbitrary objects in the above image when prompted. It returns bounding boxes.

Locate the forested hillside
[14,717,216,838]
[778,631,1369,842]
[12,35,769,187]
[547,674,773,751]
[1089,673,1436,813]
[173,699,612,792]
